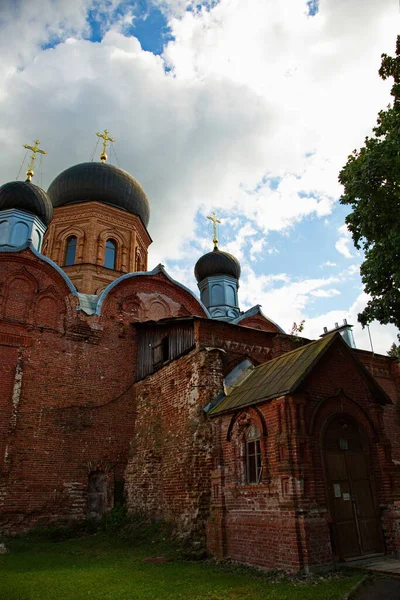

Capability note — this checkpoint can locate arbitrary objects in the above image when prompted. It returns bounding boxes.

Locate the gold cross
[23,140,46,181]
[207,211,221,249]
[96,129,116,163]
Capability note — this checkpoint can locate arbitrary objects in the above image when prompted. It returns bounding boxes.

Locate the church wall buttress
[125,348,224,542]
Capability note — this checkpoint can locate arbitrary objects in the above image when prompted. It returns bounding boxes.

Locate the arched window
[246,425,262,484]
[11,222,30,246]
[211,283,224,305]
[65,235,77,266]
[104,238,117,269]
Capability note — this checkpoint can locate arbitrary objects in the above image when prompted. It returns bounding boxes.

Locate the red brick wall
[2,247,400,573]
[237,314,282,333]
[101,271,207,323]
[0,251,139,532]
[208,341,400,572]
[124,348,224,541]
[356,350,400,462]
[195,319,295,369]
[208,398,334,572]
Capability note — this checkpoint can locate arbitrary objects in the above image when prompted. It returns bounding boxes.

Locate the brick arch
[99,271,208,321]
[226,407,269,484]
[57,225,86,265]
[308,391,380,443]
[34,285,66,331]
[226,406,268,442]
[1,268,38,323]
[97,229,126,271]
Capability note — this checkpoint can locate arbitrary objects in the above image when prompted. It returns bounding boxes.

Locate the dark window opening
[65,235,77,266]
[114,479,125,506]
[246,425,262,484]
[104,238,117,269]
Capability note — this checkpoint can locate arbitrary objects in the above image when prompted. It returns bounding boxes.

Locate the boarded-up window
[87,471,106,519]
[152,336,169,369]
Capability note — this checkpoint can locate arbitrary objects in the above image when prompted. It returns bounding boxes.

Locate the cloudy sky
[1,0,399,353]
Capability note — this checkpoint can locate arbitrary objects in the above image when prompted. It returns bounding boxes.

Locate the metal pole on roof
[367,324,374,356]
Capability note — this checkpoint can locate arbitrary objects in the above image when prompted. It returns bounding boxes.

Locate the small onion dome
[48,162,150,227]
[194,246,241,282]
[0,180,53,226]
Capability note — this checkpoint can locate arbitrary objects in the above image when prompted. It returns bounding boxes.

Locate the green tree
[339,36,400,328]
[388,339,400,360]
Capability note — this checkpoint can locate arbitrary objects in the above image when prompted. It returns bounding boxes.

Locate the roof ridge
[209,332,340,416]
[251,332,337,372]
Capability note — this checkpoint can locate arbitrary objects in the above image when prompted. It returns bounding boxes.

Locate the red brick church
[1,142,400,572]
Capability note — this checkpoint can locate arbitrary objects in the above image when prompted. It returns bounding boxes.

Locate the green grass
[0,533,362,600]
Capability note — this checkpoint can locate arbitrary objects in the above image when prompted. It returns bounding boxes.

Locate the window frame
[64,235,77,266]
[104,238,117,270]
[245,425,262,484]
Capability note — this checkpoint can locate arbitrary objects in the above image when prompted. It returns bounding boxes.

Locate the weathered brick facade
[206,341,400,571]
[1,167,400,572]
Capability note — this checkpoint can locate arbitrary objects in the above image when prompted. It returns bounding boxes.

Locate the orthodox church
[1,135,400,573]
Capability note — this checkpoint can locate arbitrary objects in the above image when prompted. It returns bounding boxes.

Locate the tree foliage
[388,339,400,361]
[339,36,400,328]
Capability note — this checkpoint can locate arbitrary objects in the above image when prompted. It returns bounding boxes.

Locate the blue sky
[0,0,398,352]
[87,1,173,53]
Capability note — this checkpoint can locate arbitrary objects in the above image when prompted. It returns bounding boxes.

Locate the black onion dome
[0,180,53,226]
[194,247,241,282]
[47,162,150,227]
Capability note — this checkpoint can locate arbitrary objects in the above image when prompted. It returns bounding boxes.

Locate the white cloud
[310,288,340,298]
[0,0,399,354]
[249,238,265,262]
[239,266,341,330]
[347,264,361,276]
[335,237,353,258]
[1,0,398,263]
[335,223,354,258]
[236,260,398,353]
[321,261,337,267]
[301,292,399,355]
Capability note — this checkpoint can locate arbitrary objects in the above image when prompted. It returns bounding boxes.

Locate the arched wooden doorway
[323,414,383,559]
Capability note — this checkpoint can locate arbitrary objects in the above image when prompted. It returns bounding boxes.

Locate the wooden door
[323,416,383,559]
[87,471,106,519]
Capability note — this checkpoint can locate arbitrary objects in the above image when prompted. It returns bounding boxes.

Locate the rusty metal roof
[209,331,392,416]
[209,333,338,416]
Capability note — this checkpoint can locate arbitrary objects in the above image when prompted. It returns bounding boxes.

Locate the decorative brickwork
[1,245,400,573]
[207,339,400,572]
[43,202,152,293]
